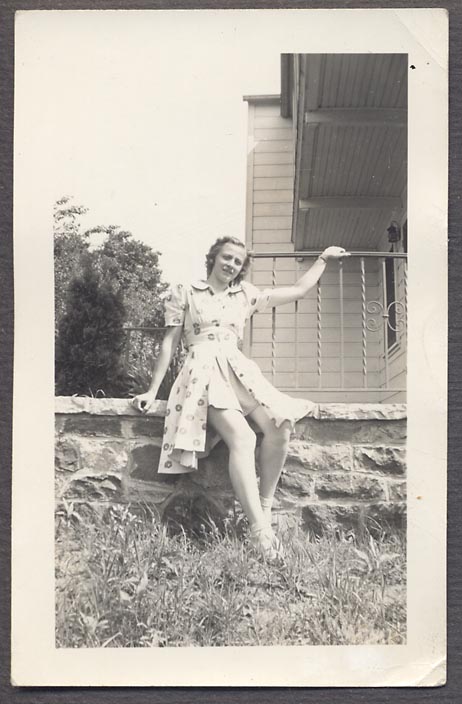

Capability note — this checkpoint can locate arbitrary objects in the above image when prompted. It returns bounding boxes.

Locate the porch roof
[282,54,408,251]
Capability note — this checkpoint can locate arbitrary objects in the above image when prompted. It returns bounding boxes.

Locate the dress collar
[191,279,243,295]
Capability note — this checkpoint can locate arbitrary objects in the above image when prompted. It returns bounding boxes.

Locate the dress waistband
[186,326,238,348]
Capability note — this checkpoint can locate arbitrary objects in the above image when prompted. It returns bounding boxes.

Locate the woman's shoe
[249,525,284,562]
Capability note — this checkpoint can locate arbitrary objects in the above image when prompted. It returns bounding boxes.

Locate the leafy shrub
[55,262,128,396]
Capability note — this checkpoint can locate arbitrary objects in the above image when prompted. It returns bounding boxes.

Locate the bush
[55,262,128,396]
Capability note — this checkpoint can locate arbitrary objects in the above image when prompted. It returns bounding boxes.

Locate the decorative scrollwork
[366,300,384,332]
[366,300,406,334]
[387,301,406,333]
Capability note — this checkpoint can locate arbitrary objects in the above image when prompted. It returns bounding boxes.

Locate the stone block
[318,403,406,421]
[199,447,233,493]
[315,473,385,501]
[388,481,407,501]
[354,446,406,475]
[76,437,129,475]
[55,438,80,473]
[302,501,406,535]
[368,502,407,531]
[55,396,167,416]
[279,469,314,497]
[64,414,122,437]
[125,476,177,504]
[295,418,407,445]
[122,416,165,438]
[129,443,166,482]
[158,475,239,532]
[61,472,124,502]
[55,416,66,434]
[285,441,353,473]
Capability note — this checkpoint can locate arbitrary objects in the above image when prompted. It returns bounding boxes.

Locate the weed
[55,502,406,647]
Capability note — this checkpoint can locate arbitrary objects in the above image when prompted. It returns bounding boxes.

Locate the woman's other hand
[321,246,351,260]
[131,391,158,414]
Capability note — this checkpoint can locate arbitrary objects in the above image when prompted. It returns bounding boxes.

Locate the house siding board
[254,177,294,191]
[254,189,294,203]
[254,152,294,165]
[254,164,294,178]
[253,229,293,243]
[254,141,293,154]
[254,128,293,141]
[253,203,293,217]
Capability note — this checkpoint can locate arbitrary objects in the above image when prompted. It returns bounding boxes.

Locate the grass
[55,501,406,648]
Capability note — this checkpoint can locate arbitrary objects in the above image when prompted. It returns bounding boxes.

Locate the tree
[54,196,90,331]
[53,196,174,397]
[55,261,127,396]
[91,228,167,327]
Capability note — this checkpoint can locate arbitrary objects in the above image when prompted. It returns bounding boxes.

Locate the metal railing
[250,251,407,397]
[123,251,407,399]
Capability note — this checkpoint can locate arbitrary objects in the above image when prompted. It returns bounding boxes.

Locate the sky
[16,10,280,285]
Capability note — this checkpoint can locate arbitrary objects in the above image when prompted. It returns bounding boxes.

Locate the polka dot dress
[158,280,319,474]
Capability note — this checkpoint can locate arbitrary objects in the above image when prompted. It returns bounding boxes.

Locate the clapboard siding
[254,141,293,153]
[254,152,294,165]
[254,177,294,190]
[262,372,382,389]
[253,203,293,217]
[251,342,382,359]
[254,115,295,129]
[253,189,294,203]
[254,164,294,178]
[250,103,282,117]
[252,242,295,253]
[253,229,293,243]
[254,128,293,141]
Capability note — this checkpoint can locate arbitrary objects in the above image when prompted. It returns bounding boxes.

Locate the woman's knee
[263,421,291,449]
[228,424,256,454]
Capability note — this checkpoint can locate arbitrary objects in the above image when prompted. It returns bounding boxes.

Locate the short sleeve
[242,281,271,317]
[163,283,187,326]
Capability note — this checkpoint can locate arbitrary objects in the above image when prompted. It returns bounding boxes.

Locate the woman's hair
[205,236,252,284]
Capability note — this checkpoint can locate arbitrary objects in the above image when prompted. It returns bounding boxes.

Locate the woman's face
[211,243,246,284]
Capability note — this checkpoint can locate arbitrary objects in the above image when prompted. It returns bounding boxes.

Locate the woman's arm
[132,326,183,413]
[263,246,350,308]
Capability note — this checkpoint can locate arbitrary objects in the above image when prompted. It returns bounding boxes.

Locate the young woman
[132,237,349,559]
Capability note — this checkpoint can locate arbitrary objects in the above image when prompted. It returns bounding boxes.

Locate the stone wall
[55,397,406,533]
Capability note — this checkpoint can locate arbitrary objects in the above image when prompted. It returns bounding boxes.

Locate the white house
[244,54,407,403]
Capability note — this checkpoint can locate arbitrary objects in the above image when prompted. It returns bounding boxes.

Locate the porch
[244,53,408,403]
[246,250,407,403]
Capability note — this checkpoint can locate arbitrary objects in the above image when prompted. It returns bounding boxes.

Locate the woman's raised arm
[132,326,183,413]
[262,246,350,308]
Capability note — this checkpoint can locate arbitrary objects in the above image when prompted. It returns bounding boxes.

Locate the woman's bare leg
[248,406,292,521]
[207,407,265,528]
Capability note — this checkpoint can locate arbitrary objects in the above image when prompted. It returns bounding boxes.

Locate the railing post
[339,258,345,388]
[271,257,276,384]
[360,256,368,388]
[294,258,299,388]
[381,257,390,389]
[316,274,322,388]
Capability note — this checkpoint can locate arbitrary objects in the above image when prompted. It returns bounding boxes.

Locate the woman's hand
[321,246,351,260]
[131,390,158,414]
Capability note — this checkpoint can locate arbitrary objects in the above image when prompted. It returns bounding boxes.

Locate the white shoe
[249,525,284,562]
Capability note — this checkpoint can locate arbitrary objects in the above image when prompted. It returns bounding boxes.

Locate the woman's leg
[207,407,265,528]
[248,406,292,521]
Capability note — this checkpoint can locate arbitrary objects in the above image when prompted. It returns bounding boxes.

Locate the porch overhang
[289,54,408,252]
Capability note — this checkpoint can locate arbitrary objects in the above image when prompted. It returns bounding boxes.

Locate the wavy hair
[205,237,252,284]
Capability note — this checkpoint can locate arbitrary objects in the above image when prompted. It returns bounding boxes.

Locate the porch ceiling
[293,54,407,251]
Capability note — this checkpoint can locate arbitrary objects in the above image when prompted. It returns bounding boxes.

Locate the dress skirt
[158,328,319,475]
